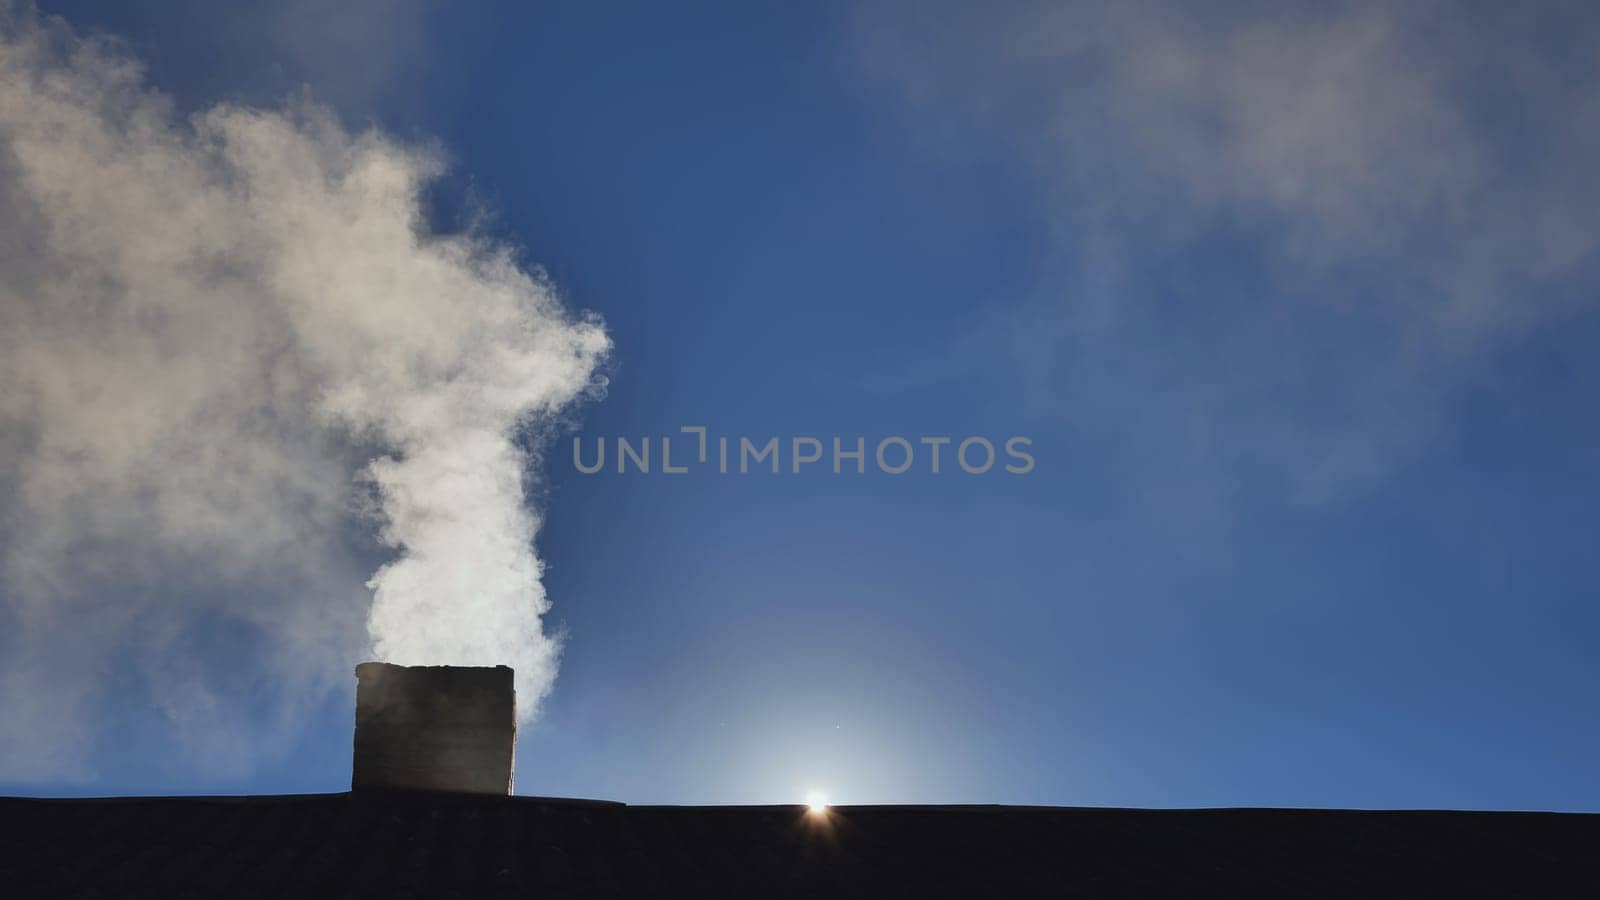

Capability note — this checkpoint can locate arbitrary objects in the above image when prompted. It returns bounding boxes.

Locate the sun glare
[806,791,829,814]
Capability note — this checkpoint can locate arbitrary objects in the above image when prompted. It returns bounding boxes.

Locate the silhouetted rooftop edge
[3,792,1597,898]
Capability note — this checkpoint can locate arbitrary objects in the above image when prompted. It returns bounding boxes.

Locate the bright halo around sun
[806,791,829,814]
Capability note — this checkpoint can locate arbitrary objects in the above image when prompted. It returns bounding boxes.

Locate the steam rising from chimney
[0,5,608,777]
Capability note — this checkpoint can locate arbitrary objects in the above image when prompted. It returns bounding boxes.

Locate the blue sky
[3,1,1599,810]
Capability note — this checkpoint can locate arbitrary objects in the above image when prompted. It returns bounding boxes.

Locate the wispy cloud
[857,1,1600,501]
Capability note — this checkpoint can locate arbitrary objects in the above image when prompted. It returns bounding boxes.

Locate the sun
[806,791,829,814]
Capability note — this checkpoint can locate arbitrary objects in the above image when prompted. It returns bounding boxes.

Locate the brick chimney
[351,662,516,795]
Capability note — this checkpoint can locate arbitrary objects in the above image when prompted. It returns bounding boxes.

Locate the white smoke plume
[0,5,608,780]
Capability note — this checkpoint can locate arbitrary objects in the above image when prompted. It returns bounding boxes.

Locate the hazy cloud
[858,1,1600,501]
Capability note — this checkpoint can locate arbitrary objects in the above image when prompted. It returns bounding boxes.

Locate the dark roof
[3,792,1597,898]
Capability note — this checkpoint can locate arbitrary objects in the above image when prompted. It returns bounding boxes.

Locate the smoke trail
[856,2,1600,503]
[0,5,607,779]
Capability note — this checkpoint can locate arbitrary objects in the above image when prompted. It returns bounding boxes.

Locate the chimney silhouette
[352,662,516,795]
